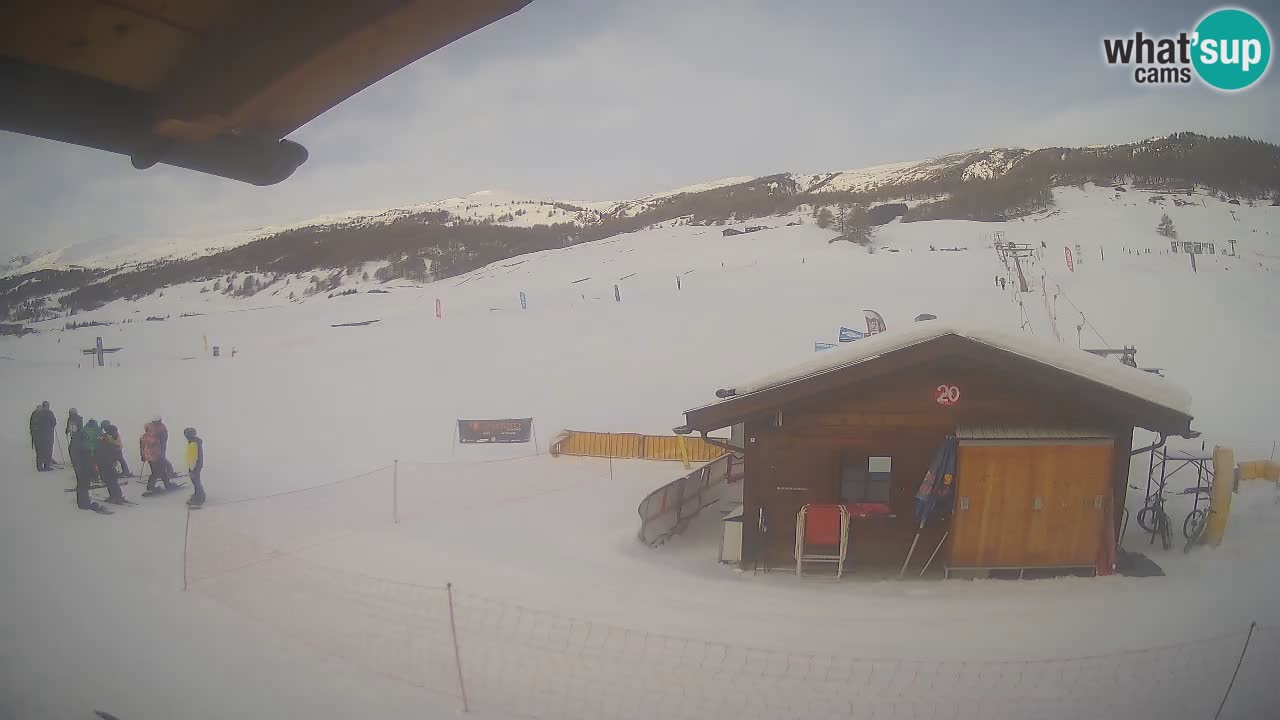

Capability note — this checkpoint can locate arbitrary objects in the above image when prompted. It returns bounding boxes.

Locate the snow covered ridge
[4,132,1276,317]
[725,322,1193,417]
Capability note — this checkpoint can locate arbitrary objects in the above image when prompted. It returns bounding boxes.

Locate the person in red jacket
[140,418,179,492]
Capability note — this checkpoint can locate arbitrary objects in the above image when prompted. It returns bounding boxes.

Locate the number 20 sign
[935,384,961,406]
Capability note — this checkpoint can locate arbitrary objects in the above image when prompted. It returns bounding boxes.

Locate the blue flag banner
[815,342,837,352]
[519,291,527,310]
[839,326,865,342]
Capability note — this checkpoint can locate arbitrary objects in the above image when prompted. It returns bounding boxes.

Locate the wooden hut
[679,324,1194,578]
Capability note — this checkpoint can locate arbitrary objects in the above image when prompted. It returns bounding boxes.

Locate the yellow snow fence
[1237,459,1280,483]
[1203,446,1235,546]
[550,430,726,465]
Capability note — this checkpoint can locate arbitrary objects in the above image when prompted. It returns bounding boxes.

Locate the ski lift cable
[1054,282,1113,351]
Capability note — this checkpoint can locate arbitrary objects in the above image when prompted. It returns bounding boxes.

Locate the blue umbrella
[900,436,958,576]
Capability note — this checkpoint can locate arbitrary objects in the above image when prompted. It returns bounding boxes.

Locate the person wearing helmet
[66,408,83,439]
[95,421,126,504]
[101,421,131,477]
[184,427,205,506]
[68,425,109,514]
[82,420,102,487]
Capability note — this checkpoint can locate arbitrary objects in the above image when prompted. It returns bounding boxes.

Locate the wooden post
[392,460,399,524]
[677,435,691,470]
[446,583,469,713]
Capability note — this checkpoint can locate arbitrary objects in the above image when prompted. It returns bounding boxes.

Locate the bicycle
[1183,507,1211,553]
[1181,486,1214,553]
[1131,485,1173,551]
[1180,485,1213,540]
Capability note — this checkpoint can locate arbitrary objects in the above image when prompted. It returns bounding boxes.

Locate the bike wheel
[1183,510,1210,553]
[1159,514,1173,551]
[1136,505,1159,533]
[1183,509,1208,541]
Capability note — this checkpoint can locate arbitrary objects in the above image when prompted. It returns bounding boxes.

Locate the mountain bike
[1131,485,1172,551]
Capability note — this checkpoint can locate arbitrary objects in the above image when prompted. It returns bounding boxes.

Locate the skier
[101,421,131,477]
[68,427,108,514]
[999,277,1007,290]
[66,408,83,440]
[95,422,126,504]
[82,420,102,487]
[183,427,205,507]
[140,420,180,493]
[28,401,57,471]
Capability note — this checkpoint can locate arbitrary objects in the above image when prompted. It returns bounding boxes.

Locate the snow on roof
[724,322,1192,417]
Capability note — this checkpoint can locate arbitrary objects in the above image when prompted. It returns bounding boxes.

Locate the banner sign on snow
[839,326,865,342]
[458,418,533,444]
[519,291,527,310]
[1064,246,1075,272]
[815,342,837,352]
[863,309,886,335]
[435,298,441,319]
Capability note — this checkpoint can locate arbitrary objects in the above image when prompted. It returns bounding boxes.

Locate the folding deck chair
[795,503,851,578]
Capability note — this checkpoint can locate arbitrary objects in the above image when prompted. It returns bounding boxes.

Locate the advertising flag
[863,309,887,335]
[839,326,865,342]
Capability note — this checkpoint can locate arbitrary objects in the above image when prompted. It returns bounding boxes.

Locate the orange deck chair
[795,504,851,578]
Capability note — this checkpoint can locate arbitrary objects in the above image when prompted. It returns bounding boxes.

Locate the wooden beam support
[151,0,531,141]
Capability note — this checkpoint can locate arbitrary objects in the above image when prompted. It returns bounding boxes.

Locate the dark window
[840,456,893,503]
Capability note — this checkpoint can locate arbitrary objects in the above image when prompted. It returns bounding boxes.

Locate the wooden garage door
[950,443,1112,569]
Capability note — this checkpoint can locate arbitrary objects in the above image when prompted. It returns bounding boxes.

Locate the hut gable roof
[684,323,1194,437]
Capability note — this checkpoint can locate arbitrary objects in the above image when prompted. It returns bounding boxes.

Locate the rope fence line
[182,452,1280,719]
[202,462,396,507]
[190,546,1278,720]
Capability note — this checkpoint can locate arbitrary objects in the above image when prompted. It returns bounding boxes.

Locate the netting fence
[184,457,1279,720]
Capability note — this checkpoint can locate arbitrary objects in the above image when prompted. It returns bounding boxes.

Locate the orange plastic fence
[551,430,727,462]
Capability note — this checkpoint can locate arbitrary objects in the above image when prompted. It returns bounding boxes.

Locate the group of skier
[28,402,205,514]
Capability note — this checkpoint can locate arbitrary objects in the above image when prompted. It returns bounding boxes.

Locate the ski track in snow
[1,185,1278,719]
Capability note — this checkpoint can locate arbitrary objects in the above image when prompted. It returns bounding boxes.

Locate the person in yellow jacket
[183,427,205,507]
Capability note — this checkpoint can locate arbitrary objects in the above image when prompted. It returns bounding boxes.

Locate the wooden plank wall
[552,431,727,462]
[738,352,1136,569]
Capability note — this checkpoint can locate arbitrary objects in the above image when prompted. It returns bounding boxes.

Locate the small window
[841,456,893,503]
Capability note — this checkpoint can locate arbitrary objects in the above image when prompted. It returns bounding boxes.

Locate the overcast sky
[2,0,1277,257]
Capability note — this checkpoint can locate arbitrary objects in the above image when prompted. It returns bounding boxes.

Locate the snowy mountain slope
[2,183,1279,719]
[7,184,1276,455]
[4,190,602,277]
[797,148,1034,194]
[13,132,1271,283]
[596,175,760,218]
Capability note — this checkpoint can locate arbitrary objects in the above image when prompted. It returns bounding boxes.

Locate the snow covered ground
[2,185,1278,719]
